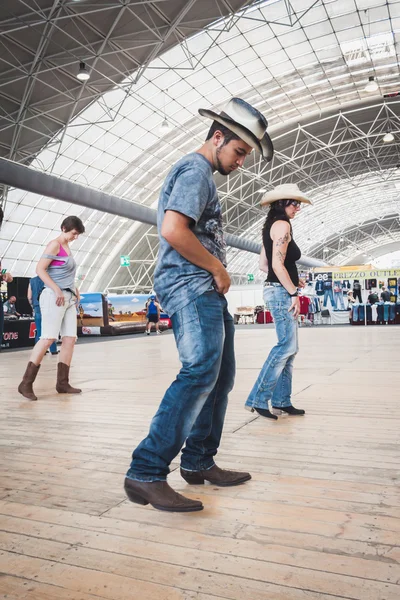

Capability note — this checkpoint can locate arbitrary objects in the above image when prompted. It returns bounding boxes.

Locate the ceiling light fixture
[339,237,344,242]
[160,118,171,133]
[77,61,90,81]
[383,131,394,143]
[160,89,171,134]
[365,76,378,92]
[258,187,267,192]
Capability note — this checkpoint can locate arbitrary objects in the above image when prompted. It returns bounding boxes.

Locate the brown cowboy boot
[124,478,203,512]
[181,464,251,487]
[18,362,40,401]
[56,362,82,394]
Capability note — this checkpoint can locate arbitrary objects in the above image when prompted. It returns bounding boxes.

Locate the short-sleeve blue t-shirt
[154,152,226,316]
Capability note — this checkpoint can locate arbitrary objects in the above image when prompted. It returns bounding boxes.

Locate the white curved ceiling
[1,0,400,291]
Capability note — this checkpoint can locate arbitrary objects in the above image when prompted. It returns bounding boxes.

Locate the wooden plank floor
[1,325,400,600]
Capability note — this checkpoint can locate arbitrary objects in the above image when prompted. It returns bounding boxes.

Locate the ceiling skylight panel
[220,34,250,56]
[291,55,317,69]
[230,46,258,67]
[285,40,314,59]
[242,24,274,46]
[261,49,288,67]
[389,2,400,19]
[340,32,395,65]
[255,35,282,57]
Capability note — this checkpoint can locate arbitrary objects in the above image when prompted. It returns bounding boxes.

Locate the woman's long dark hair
[262,199,291,237]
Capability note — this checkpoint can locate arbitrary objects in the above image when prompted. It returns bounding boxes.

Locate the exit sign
[120,255,130,267]
[247,273,254,282]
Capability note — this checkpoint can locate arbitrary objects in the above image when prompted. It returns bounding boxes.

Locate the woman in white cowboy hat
[245,183,312,420]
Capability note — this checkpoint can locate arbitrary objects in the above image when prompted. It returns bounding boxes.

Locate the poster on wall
[78,293,106,331]
[107,294,148,323]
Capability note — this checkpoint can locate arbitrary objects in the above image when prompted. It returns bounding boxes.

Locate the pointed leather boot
[18,362,40,401]
[181,464,251,487]
[56,362,82,394]
[124,478,203,512]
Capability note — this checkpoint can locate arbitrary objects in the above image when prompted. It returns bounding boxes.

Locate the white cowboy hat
[198,97,273,161]
[260,183,313,206]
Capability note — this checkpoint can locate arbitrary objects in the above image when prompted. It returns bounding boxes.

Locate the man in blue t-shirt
[125,97,274,512]
[145,295,161,335]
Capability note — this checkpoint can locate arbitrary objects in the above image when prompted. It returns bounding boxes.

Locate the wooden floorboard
[1,326,400,600]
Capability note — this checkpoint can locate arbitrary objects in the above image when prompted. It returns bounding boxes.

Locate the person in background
[3,296,21,317]
[18,216,85,401]
[145,295,161,335]
[367,290,379,305]
[28,276,59,355]
[245,183,312,420]
[0,206,14,349]
[347,289,356,305]
[380,286,391,302]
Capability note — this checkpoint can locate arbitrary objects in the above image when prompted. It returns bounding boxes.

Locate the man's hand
[2,272,12,283]
[213,265,231,295]
[288,296,300,318]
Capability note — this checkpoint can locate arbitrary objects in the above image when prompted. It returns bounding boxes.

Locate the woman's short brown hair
[61,215,85,234]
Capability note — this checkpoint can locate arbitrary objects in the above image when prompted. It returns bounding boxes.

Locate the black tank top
[263,218,301,286]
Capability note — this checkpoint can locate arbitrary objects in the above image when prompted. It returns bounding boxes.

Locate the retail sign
[331,269,400,280]
[247,273,254,282]
[313,267,400,280]
[120,255,130,267]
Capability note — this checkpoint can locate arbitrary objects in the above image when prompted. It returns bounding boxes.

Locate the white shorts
[40,288,77,340]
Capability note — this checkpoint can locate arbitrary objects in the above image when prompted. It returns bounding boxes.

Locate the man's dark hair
[205,121,241,146]
[61,215,85,234]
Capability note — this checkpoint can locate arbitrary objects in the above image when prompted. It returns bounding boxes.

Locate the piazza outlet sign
[313,265,400,280]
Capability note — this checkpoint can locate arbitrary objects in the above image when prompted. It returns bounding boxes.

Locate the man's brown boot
[124,478,203,512]
[18,362,40,401]
[56,362,82,394]
[181,464,251,487]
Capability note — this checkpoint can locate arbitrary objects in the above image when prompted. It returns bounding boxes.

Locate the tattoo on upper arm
[274,231,289,264]
[275,233,289,247]
[276,249,286,264]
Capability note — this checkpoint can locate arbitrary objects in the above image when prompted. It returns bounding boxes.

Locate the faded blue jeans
[127,289,235,481]
[245,284,298,410]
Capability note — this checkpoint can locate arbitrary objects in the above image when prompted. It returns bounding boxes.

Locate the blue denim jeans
[127,289,235,481]
[323,287,336,309]
[34,311,57,353]
[334,291,345,310]
[245,284,298,410]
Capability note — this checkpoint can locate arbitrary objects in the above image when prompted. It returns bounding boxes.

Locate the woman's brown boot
[18,362,40,401]
[56,362,82,394]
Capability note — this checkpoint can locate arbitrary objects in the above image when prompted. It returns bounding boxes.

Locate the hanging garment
[371,304,378,322]
[299,296,311,315]
[365,279,377,290]
[389,303,396,321]
[334,291,345,310]
[353,283,362,303]
[383,302,390,322]
[358,304,365,322]
[353,304,359,322]
[366,304,372,322]
[315,280,324,296]
[377,303,384,323]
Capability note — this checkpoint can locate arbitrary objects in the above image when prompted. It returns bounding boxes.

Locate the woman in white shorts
[18,216,85,401]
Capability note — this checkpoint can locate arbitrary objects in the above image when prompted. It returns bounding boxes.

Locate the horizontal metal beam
[0,157,325,267]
